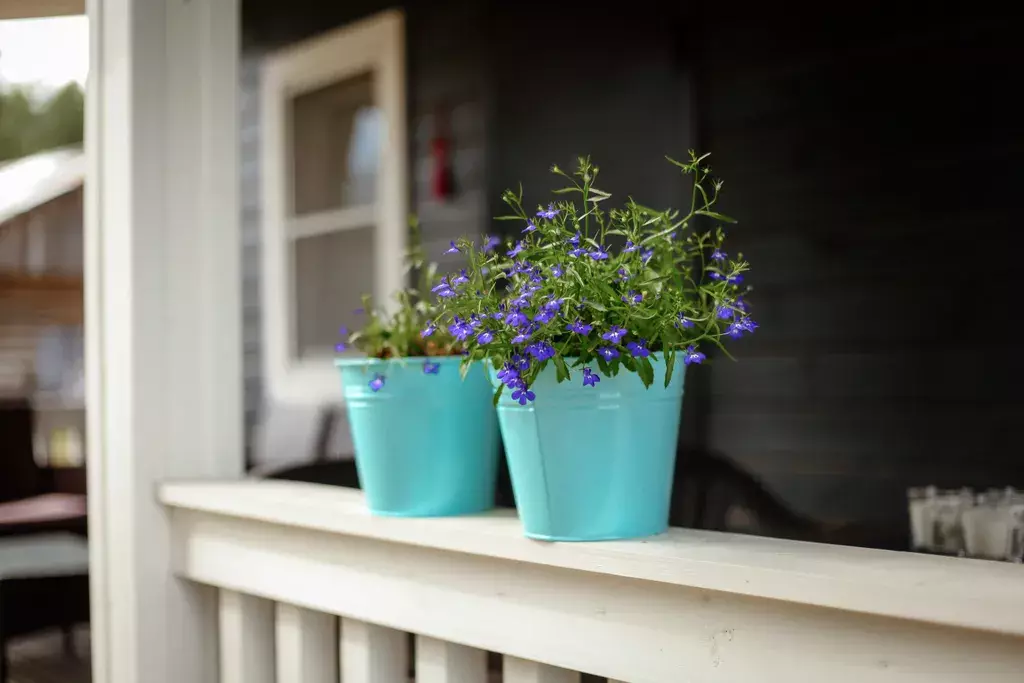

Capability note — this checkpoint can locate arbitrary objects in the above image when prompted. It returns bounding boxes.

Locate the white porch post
[85,0,241,681]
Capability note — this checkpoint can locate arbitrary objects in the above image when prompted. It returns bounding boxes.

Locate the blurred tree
[0,83,84,162]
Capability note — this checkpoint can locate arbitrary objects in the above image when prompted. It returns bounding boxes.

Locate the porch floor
[6,627,90,683]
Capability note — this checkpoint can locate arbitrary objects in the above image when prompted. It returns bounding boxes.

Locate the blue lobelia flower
[483,235,501,252]
[511,381,536,405]
[533,309,555,324]
[423,361,440,375]
[641,247,654,264]
[530,267,545,283]
[566,319,593,335]
[622,290,643,305]
[626,339,650,358]
[676,313,694,329]
[507,241,525,258]
[709,271,723,281]
[598,346,620,361]
[589,245,610,261]
[523,220,537,233]
[512,259,534,275]
[568,231,581,248]
[726,317,759,339]
[601,326,627,344]
[727,274,744,284]
[451,269,470,286]
[505,310,529,327]
[511,354,531,372]
[526,341,556,361]
[368,374,386,392]
[511,331,531,344]
[420,322,437,338]
[618,267,631,282]
[476,330,495,344]
[334,342,348,352]
[623,240,638,253]
[542,296,565,313]
[431,277,455,298]
[448,317,474,341]
[711,249,727,262]
[716,304,734,320]
[469,313,484,328]
[568,247,586,258]
[496,363,519,386]
[444,241,460,255]
[683,345,706,365]
[582,367,600,387]
[537,203,560,220]
[551,264,564,277]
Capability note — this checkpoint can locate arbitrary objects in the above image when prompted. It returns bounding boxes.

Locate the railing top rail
[160,479,1024,638]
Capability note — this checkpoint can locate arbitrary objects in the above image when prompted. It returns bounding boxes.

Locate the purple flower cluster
[537,203,560,220]
[497,354,536,404]
[368,373,386,392]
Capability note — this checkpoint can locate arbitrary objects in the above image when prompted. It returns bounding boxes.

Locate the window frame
[260,9,407,404]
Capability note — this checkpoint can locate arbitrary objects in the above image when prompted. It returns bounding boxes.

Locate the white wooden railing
[160,481,1024,683]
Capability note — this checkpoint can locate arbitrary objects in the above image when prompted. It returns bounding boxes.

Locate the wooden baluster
[503,656,580,683]
[340,618,408,683]
[219,590,275,683]
[416,636,487,683]
[276,603,337,683]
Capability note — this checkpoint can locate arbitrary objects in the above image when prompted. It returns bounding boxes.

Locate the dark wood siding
[693,8,1023,528]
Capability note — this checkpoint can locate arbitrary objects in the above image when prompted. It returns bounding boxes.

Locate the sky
[0,16,88,92]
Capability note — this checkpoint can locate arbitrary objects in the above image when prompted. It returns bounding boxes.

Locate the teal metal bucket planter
[336,356,499,517]
[492,357,685,541]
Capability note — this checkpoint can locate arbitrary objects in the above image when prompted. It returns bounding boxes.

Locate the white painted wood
[288,205,377,240]
[160,481,1024,639]
[162,482,1024,683]
[416,635,486,683]
[85,0,242,681]
[276,603,338,683]
[220,590,275,683]
[340,617,408,683]
[504,657,579,683]
[262,10,407,404]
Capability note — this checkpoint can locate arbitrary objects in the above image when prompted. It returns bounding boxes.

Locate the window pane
[290,73,380,215]
[293,228,374,359]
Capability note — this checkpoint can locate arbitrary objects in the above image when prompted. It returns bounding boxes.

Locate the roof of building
[0,147,85,225]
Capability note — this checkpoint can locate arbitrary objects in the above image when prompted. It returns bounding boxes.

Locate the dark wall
[692,8,1024,529]
[242,1,1024,545]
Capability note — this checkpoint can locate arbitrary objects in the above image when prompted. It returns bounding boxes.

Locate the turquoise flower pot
[336,356,499,517]
[492,357,685,541]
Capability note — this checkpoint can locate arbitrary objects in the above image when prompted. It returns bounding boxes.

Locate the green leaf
[552,187,580,194]
[492,383,505,407]
[583,299,607,312]
[695,210,737,224]
[637,356,655,388]
[621,355,637,372]
[459,359,472,381]
[663,349,676,388]
[553,356,570,383]
[596,355,611,376]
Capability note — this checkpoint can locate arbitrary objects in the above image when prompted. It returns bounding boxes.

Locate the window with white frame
[261,10,407,403]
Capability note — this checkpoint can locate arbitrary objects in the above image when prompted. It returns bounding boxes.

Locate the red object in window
[431,105,454,200]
